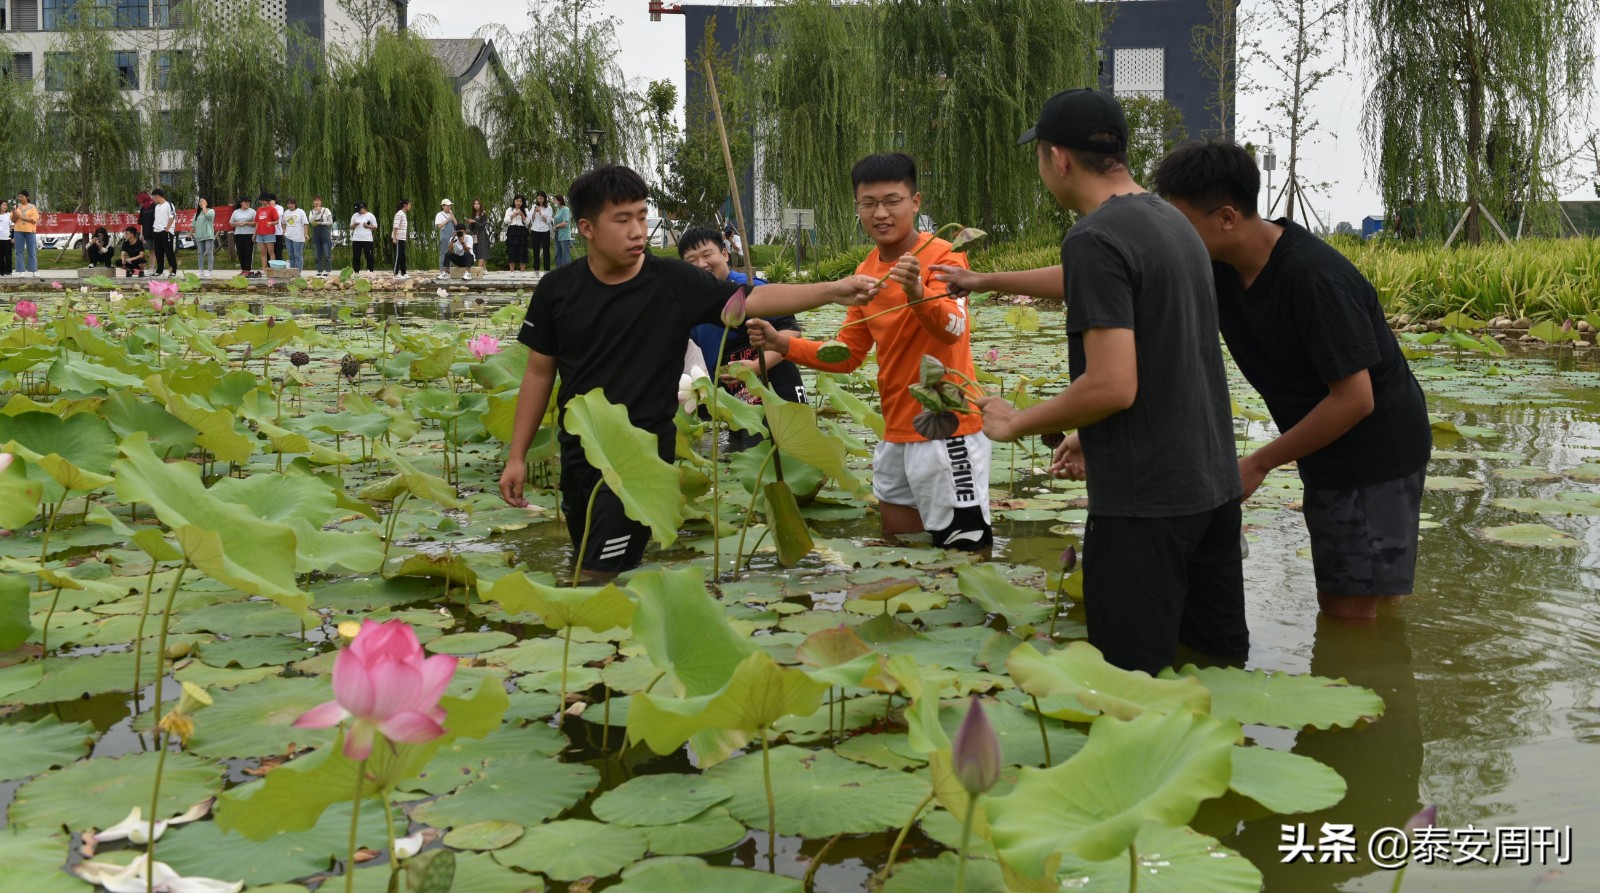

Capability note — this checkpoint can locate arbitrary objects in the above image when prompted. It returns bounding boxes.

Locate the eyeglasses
[855,195,911,214]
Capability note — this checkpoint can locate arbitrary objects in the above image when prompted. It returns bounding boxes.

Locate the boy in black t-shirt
[944,90,1248,675]
[498,165,879,577]
[1154,139,1431,620]
[118,227,147,277]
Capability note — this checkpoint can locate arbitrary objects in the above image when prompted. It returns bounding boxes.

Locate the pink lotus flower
[294,619,456,760]
[149,279,180,300]
[720,287,748,328]
[150,298,165,312]
[467,334,501,361]
[85,313,101,328]
[49,280,63,290]
[0,453,12,474]
[985,348,999,363]
[14,300,38,321]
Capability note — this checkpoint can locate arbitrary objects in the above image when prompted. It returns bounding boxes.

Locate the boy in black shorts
[1154,139,1431,619]
[498,165,877,577]
[957,90,1248,674]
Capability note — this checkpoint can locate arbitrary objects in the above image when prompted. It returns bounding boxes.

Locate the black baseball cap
[1017,88,1129,151]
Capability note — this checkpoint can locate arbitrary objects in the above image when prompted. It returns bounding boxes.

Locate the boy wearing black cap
[1153,139,1431,620]
[940,89,1248,674]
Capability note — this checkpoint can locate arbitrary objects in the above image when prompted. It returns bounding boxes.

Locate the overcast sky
[408,0,1598,228]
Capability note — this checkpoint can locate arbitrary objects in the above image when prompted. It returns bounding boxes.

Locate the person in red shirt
[749,153,991,550]
[254,192,280,269]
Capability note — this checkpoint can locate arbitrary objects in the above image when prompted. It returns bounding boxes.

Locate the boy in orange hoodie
[749,153,991,550]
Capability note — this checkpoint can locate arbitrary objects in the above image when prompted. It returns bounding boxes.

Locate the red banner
[34,207,238,236]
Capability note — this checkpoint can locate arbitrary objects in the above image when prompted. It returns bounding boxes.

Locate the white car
[39,232,83,251]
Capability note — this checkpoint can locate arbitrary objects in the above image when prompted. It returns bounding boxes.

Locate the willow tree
[1361,0,1600,243]
[48,8,139,211]
[169,3,313,203]
[0,48,54,202]
[1191,0,1254,138]
[288,32,492,233]
[478,0,643,200]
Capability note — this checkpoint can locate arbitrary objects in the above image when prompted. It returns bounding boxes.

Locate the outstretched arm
[931,264,1065,302]
[978,327,1137,441]
[743,274,879,318]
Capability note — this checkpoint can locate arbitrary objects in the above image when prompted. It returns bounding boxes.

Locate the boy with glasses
[749,153,993,551]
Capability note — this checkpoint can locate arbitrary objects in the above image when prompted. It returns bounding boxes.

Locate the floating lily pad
[883,853,1006,893]
[591,774,734,827]
[1490,466,1563,482]
[705,745,931,838]
[1489,496,1600,517]
[9,751,224,831]
[175,675,337,759]
[0,716,97,783]
[491,819,646,881]
[610,858,802,893]
[1172,665,1384,730]
[0,827,81,893]
[1227,745,1346,814]
[1424,475,1483,492]
[409,756,598,830]
[642,806,748,856]
[443,820,525,851]
[1478,523,1581,548]
[406,724,567,796]
[426,630,517,655]
[160,799,387,886]
[199,634,311,668]
[1054,823,1263,892]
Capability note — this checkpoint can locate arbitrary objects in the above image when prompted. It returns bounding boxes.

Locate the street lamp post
[585,129,605,169]
[1262,143,1278,214]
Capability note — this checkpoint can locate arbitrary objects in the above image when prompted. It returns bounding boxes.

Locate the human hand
[1238,454,1269,501]
[720,358,761,387]
[830,274,880,307]
[1049,433,1085,480]
[746,319,792,356]
[976,396,1019,442]
[498,461,528,508]
[930,263,983,297]
[888,255,923,301]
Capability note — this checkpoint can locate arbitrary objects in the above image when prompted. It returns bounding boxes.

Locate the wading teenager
[679,225,805,450]
[749,153,993,551]
[1153,139,1430,620]
[963,90,1247,674]
[497,165,878,576]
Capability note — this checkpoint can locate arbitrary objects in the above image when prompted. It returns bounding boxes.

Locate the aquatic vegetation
[0,288,1596,892]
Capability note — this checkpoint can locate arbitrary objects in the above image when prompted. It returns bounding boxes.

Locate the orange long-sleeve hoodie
[786,235,981,443]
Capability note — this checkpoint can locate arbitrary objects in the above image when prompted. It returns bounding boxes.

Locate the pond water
[2,294,1596,893]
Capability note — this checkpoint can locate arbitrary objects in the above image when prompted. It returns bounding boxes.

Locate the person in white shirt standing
[151,188,177,277]
[281,198,308,271]
[309,197,335,274]
[350,201,378,272]
[435,198,457,279]
[391,198,411,278]
[0,200,12,278]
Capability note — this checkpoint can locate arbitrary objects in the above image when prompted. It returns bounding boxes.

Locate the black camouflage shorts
[1302,468,1425,597]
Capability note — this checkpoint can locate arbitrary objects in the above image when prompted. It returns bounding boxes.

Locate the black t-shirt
[1213,221,1430,489]
[122,238,146,261]
[1064,193,1240,518]
[519,253,744,442]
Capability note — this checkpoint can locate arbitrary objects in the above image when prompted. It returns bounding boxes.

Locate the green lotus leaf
[562,390,685,547]
[0,572,33,650]
[957,563,1051,625]
[0,827,82,893]
[1172,664,1385,730]
[426,630,517,655]
[404,724,567,796]
[885,654,956,754]
[491,819,646,882]
[1477,522,1582,548]
[160,800,388,887]
[112,432,308,616]
[360,441,467,510]
[628,566,756,695]
[215,675,507,839]
[0,410,117,477]
[144,374,256,463]
[442,819,525,852]
[883,853,1007,893]
[937,698,1087,769]
[408,756,598,831]
[610,858,802,893]
[794,624,887,688]
[1227,745,1346,814]
[385,550,478,588]
[641,807,749,856]
[1007,641,1211,722]
[706,745,931,838]
[627,650,827,766]
[986,710,1239,872]
[591,773,733,827]
[1054,823,1263,892]
[1490,494,1600,515]
[484,572,635,633]
[173,675,336,760]
[0,716,96,783]
[9,751,224,832]
[0,451,44,529]
[814,372,885,438]
[762,399,866,495]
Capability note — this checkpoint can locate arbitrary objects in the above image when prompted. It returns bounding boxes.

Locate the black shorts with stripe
[558,425,674,573]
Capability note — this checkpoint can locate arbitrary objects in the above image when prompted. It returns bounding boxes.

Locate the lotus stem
[761,727,777,869]
[869,226,960,289]
[572,480,604,588]
[953,794,978,893]
[731,446,777,579]
[879,789,936,885]
[148,560,191,744]
[802,833,843,893]
[146,729,171,893]
[709,325,733,582]
[836,291,953,335]
[40,587,63,654]
[38,494,68,564]
[131,562,159,716]
[1031,695,1053,766]
[556,626,573,729]
[1128,841,1138,893]
[601,686,611,753]
[381,786,399,889]
[345,756,369,893]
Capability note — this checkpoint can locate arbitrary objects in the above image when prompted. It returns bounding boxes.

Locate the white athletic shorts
[873,432,993,549]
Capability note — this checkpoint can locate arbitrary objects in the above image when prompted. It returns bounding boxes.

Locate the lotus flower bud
[1404,804,1438,834]
[985,348,999,363]
[1060,544,1077,573]
[816,340,852,364]
[913,410,961,441]
[950,227,988,252]
[85,313,101,328]
[721,287,748,328]
[15,300,38,320]
[919,354,947,388]
[952,696,1002,795]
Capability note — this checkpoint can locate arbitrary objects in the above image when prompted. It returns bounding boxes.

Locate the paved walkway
[0,268,550,291]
